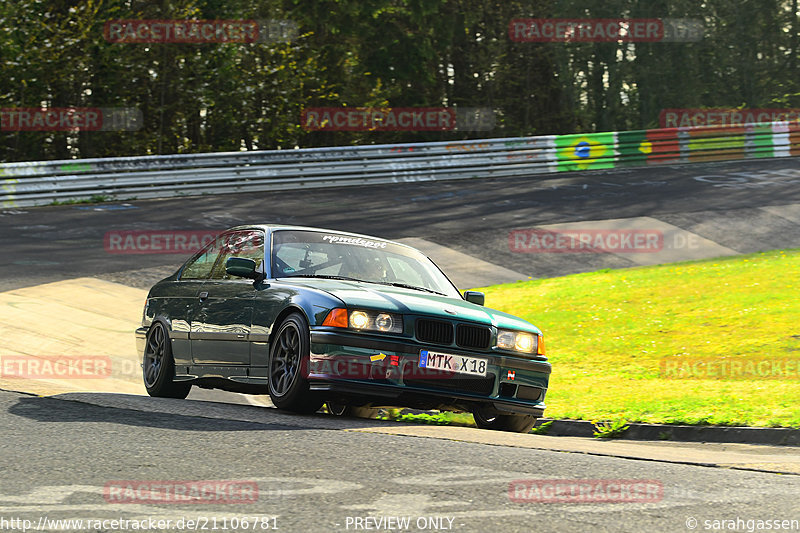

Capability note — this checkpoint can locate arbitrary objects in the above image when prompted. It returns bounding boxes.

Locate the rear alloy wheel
[473,406,537,433]
[325,402,379,419]
[268,313,323,414]
[143,321,192,399]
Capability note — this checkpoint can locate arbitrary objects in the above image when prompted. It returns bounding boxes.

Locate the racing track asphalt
[2,157,800,532]
[0,157,799,292]
[1,388,800,532]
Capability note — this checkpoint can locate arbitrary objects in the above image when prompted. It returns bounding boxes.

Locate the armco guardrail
[2,122,799,207]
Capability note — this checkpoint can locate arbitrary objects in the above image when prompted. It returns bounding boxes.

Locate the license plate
[419,350,487,377]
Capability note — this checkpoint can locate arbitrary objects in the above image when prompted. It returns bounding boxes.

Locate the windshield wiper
[373,281,446,296]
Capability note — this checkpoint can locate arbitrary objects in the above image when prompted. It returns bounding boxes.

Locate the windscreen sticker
[322,235,388,249]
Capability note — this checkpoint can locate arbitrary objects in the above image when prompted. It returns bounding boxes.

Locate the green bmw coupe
[136,225,550,432]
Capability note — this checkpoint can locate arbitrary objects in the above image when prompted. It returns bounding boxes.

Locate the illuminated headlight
[345,309,403,334]
[497,329,538,354]
[349,311,370,329]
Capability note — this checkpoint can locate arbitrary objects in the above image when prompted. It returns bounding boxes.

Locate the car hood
[283,278,541,334]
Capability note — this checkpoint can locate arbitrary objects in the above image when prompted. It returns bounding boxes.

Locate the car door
[169,235,225,366]
[190,230,264,365]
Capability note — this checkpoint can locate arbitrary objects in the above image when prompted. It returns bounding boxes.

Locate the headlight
[375,313,394,331]
[322,308,403,334]
[350,311,370,329]
[497,329,538,354]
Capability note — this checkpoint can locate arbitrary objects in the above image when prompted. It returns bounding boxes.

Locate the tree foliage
[0,0,798,160]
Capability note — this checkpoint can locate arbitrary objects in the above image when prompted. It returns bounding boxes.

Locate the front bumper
[309,329,550,417]
[135,326,148,359]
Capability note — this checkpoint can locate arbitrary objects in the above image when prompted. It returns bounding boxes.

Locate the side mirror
[463,291,485,306]
[226,257,258,279]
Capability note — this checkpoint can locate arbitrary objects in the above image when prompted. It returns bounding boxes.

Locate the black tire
[268,313,323,414]
[473,406,537,433]
[325,402,379,419]
[143,321,192,399]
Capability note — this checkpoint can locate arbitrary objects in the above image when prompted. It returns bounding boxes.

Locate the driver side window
[180,237,222,280]
[210,230,265,280]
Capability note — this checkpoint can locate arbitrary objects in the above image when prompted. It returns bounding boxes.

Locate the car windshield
[271,230,461,298]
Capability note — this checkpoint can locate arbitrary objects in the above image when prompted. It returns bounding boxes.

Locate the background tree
[1,0,798,161]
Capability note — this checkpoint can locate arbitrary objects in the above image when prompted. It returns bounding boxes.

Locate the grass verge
[476,248,800,428]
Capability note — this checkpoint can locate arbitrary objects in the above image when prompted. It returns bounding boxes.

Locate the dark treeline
[1,0,798,161]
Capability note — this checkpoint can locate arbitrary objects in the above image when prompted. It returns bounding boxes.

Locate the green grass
[381,410,475,427]
[476,248,800,428]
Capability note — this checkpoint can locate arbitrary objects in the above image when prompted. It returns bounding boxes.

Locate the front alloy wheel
[143,321,191,399]
[268,313,322,414]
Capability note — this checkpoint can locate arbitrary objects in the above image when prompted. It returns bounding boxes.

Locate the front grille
[405,376,495,396]
[416,319,453,345]
[456,324,492,350]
